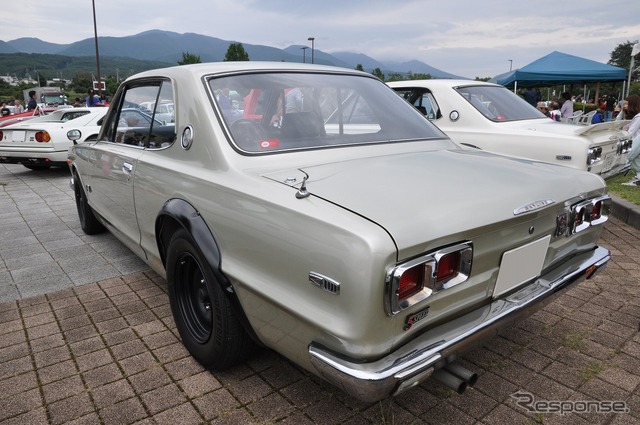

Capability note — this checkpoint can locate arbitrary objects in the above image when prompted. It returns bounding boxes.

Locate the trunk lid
[264,148,605,257]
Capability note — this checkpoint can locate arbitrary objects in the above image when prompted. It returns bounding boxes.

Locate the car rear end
[301,150,611,402]
[0,125,69,167]
[575,120,632,178]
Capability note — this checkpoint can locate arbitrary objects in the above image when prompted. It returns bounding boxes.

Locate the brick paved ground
[0,164,639,424]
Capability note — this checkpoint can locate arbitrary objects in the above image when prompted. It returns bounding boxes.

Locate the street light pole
[508,59,513,71]
[92,0,102,96]
[308,37,315,64]
[300,46,308,63]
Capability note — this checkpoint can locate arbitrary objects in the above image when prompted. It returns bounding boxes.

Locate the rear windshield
[208,72,445,153]
[455,85,548,122]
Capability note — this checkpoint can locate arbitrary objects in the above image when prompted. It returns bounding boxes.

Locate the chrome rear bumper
[308,246,610,402]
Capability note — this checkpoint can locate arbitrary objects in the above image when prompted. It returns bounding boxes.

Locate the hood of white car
[266,148,605,251]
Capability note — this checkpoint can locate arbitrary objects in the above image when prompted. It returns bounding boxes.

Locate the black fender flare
[155,198,262,345]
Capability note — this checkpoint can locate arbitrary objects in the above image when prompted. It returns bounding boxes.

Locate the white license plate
[10,131,25,142]
[602,153,616,172]
[493,235,551,298]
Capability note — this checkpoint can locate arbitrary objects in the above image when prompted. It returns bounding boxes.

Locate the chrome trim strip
[513,199,555,215]
[309,246,610,402]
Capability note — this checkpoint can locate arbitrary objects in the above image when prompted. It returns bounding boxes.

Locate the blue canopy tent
[490,51,627,89]
[490,51,628,111]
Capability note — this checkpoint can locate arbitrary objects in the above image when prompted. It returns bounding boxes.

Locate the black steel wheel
[166,228,256,369]
[173,251,213,344]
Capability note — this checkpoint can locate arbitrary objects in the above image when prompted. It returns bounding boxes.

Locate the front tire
[166,228,256,369]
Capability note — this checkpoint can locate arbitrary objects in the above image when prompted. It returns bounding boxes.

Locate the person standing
[86,89,101,107]
[622,94,640,186]
[13,100,24,114]
[27,90,37,111]
[616,99,628,121]
[560,92,573,119]
[604,94,616,122]
[521,88,538,107]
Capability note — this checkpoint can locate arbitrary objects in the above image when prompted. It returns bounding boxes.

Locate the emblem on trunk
[309,272,340,295]
[404,306,430,331]
[513,199,555,215]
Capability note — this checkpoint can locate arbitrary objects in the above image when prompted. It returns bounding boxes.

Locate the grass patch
[606,172,640,205]
[581,362,604,381]
[485,359,505,370]
[532,412,546,423]
[0,182,7,186]
[561,332,585,350]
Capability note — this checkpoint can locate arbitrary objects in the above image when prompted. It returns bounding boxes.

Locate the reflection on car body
[388,79,632,179]
[68,62,611,402]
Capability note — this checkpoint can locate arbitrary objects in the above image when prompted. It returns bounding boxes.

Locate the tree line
[1,40,638,104]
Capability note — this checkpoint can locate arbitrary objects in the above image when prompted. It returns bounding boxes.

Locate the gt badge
[404,306,430,331]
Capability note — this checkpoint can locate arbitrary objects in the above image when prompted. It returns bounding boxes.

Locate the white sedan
[387,79,632,179]
[0,107,107,170]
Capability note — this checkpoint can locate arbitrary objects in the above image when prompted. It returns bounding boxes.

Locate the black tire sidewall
[73,173,103,235]
[166,228,234,368]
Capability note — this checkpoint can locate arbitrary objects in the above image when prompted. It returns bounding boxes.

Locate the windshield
[43,94,64,106]
[208,72,445,153]
[455,85,547,122]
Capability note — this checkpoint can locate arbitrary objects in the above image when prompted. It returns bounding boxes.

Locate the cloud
[1,0,638,78]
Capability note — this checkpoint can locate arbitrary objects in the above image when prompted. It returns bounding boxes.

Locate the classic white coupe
[68,63,611,401]
[0,107,107,170]
[388,79,631,179]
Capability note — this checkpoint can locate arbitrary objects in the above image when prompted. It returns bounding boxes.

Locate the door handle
[122,162,133,181]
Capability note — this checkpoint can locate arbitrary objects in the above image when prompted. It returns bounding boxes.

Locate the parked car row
[64,62,613,402]
[387,79,632,179]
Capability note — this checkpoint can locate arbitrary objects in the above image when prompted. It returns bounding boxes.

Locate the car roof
[126,62,370,82]
[387,79,503,89]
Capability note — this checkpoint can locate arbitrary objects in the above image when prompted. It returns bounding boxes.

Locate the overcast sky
[2,0,639,78]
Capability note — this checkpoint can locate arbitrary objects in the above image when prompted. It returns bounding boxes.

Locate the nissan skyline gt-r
[387,79,631,179]
[0,107,107,170]
[67,62,611,402]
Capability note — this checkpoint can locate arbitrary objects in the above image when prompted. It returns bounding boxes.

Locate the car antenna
[296,171,311,199]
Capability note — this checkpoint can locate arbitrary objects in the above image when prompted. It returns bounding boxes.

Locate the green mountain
[1,30,462,79]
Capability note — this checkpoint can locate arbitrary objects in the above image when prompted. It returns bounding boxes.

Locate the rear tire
[166,228,256,369]
[73,173,105,235]
[22,163,50,170]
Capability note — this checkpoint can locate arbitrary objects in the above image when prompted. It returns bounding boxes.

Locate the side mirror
[67,129,82,145]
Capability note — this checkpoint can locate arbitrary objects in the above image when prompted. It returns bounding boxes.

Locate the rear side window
[455,85,547,122]
[393,88,441,120]
[60,111,91,122]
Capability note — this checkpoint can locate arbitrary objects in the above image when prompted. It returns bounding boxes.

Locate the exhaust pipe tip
[432,368,467,394]
[445,362,478,387]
